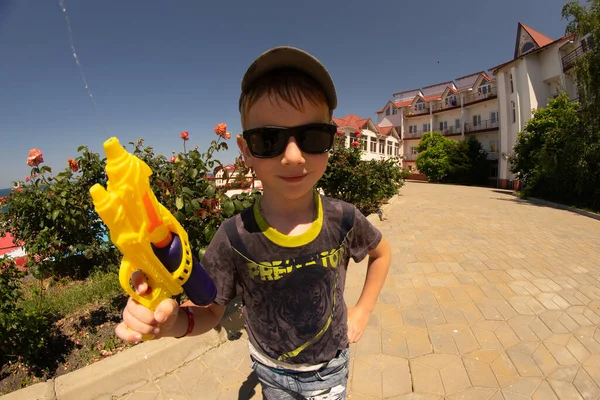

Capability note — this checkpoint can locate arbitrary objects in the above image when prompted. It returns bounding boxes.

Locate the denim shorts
[251,348,350,400]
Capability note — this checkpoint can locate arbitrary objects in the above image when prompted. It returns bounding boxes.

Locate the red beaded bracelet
[175,306,194,339]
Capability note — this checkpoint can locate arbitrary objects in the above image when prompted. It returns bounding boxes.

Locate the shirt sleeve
[347,205,383,263]
[199,221,238,306]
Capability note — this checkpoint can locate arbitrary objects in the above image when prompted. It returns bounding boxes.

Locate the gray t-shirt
[201,193,382,366]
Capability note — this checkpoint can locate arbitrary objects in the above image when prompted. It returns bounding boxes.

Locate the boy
[116,46,391,399]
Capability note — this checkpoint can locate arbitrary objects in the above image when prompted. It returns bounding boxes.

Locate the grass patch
[19,271,122,317]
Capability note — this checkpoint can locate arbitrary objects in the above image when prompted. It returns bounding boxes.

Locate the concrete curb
[366,193,401,224]
[514,194,600,222]
[2,321,231,400]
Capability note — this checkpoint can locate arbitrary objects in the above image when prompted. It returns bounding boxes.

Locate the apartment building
[490,23,587,188]
[377,72,500,181]
[377,22,592,188]
[332,114,401,161]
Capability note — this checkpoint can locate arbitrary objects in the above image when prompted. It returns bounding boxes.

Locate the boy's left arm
[347,235,391,343]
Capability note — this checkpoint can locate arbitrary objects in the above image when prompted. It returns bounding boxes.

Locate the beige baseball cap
[239,46,337,112]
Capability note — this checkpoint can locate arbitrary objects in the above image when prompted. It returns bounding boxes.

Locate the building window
[439,121,448,132]
[511,101,516,123]
[472,115,481,127]
[455,119,461,130]
[510,74,514,93]
[446,95,458,106]
[522,42,535,54]
[386,107,390,116]
[370,137,377,152]
[416,101,425,111]
[362,137,368,151]
[411,146,418,155]
[392,108,398,115]
[491,111,498,123]
[478,84,492,95]
[387,142,393,155]
[379,139,385,154]
[423,123,430,132]
[394,143,399,156]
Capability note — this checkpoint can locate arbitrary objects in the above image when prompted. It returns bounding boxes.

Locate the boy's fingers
[115,321,142,343]
[122,307,158,335]
[154,299,178,324]
[131,270,148,294]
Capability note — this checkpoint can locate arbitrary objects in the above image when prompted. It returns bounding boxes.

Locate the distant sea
[0,188,11,197]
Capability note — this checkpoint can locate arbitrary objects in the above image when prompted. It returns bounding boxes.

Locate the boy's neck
[258,189,317,236]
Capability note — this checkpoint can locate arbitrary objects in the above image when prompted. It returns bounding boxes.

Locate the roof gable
[332,114,377,131]
[515,22,554,58]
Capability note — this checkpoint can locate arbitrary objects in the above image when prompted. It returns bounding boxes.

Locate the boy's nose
[281,137,305,165]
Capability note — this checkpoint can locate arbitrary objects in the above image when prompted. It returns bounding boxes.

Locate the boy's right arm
[115,271,225,343]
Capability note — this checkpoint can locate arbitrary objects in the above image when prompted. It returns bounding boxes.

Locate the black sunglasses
[242,123,337,158]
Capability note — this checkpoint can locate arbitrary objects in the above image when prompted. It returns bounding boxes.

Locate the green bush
[416,131,491,185]
[317,135,408,215]
[0,124,260,282]
[0,259,56,372]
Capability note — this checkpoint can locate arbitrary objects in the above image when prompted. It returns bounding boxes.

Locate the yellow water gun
[89,137,216,337]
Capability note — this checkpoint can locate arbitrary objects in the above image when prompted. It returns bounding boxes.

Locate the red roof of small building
[521,23,553,47]
[422,94,442,102]
[376,126,394,136]
[332,114,372,129]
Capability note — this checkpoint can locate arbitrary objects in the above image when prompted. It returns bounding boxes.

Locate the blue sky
[0,0,570,188]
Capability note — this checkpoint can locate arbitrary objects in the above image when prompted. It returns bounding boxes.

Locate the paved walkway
[118,182,600,400]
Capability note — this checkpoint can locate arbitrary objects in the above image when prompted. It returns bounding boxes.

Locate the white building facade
[376,22,590,188]
[491,23,586,188]
[332,114,401,161]
[377,73,500,182]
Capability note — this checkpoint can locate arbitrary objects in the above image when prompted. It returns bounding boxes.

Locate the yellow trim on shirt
[253,191,323,248]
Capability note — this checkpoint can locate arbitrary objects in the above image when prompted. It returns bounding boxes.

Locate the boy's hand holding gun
[89,137,217,342]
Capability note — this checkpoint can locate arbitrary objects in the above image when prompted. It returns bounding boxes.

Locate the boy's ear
[236,134,254,168]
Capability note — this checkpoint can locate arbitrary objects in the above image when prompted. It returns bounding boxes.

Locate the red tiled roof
[521,23,553,47]
[376,100,413,113]
[376,126,394,136]
[422,94,442,102]
[333,114,372,129]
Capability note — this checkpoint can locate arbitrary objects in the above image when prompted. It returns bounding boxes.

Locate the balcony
[403,130,426,139]
[562,45,590,72]
[464,119,499,133]
[432,98,460,113]
[462,88,498,106]
[403,153,418,161]
[404,106,430,117]
[441,126,461,136]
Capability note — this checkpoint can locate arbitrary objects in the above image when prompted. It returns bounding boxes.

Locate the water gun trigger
[119,256,172,311]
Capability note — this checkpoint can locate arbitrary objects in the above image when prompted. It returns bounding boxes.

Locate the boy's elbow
[368,236,391,260]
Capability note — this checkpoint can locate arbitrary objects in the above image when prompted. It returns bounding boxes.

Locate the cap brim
[240,46,337,111]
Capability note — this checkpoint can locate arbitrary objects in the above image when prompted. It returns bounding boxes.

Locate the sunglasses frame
[242,123,337,159]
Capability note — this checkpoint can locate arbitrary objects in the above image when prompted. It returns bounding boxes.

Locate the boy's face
[237,93,331,201]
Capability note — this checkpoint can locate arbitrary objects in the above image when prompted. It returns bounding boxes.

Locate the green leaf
[203,226,216,242]
[83,249,93,259]
[176,196,184,210]
[242,200,252,208]
[40,166,52,174]
[205,185,216,197]
[234,199,244,211]
[223,200,235,216]
[189,168,198,179]
[52,210,60,220]
[77,145,86,152]
[182,187,194,196]
[191,199,200,210]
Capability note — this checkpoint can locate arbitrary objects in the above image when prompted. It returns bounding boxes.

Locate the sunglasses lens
[247,129,287,157]
[298,126,335,154]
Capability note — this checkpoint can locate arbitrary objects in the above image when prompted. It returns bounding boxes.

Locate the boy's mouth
[279,173,308,183]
